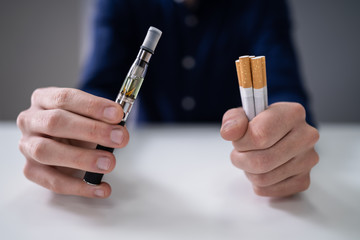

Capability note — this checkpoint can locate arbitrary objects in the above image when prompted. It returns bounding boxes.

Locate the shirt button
[184,15,198,27]
[181,96,196,111]
[182,56,196,70]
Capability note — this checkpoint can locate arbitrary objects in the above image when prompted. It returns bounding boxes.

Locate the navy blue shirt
[80,0,313,124]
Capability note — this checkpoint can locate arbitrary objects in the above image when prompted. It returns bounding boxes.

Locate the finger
[230,123,319,174]
[23,159,112,198]
[31,87,123,124]
[251,172,312,198]
[19,136,116,173]
[24,109,129,148]
[245,149,319,187]
[233,102,306,151]
[220,108,248,141]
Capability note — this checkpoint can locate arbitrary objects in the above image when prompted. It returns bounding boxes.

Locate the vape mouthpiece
[141,26,162,53]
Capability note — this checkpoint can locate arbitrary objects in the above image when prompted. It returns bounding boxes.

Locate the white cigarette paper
[240,87,256,120]
[235,55,268,121]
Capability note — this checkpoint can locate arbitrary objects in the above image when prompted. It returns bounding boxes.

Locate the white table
[0,122,359,240]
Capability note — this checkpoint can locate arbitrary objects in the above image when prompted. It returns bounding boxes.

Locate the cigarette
[235,55,268,120]
[261,56,268,108]
[235,56,256,120]
[250,56,268,115]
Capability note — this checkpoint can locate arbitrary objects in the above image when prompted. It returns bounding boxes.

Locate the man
[17,0,319,198]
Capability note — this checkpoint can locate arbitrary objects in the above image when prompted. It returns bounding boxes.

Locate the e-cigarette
[83,26,162,185]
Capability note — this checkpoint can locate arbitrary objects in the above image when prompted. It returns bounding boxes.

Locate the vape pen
[83,26,162,185]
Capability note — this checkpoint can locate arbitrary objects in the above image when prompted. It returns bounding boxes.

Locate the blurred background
[1,0,359,122]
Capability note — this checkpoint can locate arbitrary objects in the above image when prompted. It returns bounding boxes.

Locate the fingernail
[222,120,236,132]
[94,189,105,198]
[103,107,118,120]
[97,157,111,171]
[110,128,124,145]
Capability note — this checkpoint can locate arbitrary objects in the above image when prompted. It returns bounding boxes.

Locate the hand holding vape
[83,26,162,185]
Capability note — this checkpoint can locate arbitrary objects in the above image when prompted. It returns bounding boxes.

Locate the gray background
[1,0,359,122]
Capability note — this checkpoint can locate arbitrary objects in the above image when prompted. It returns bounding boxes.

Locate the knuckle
[85,97,98,117]
[230,149,243,169]
[53,88,73,108]
[88,121,102,140]
[313,151,320,166]
[31,88,42,105]
[299,174,311,192]
[310,127,320,145]
[308,150,320,168]
[231,150,272,174]
[29,138,47,161]
[48,177,63,194]
[291,102,306,121]
[252,185,268,197]
[18,137,27,155]
[43,110,62,133]
[302,126,320,149]
[23,161,35,181]
[247,172,270,187]
[70,150,88,170]
[16,110,27,129]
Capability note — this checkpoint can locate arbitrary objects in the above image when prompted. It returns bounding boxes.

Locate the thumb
[220,107,248,141]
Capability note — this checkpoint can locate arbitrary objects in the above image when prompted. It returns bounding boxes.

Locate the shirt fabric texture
[80,0,314,125]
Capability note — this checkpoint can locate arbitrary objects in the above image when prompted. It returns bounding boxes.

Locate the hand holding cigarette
[220,103,319,197]
[235,55,268,120]
[222,55,319,197]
